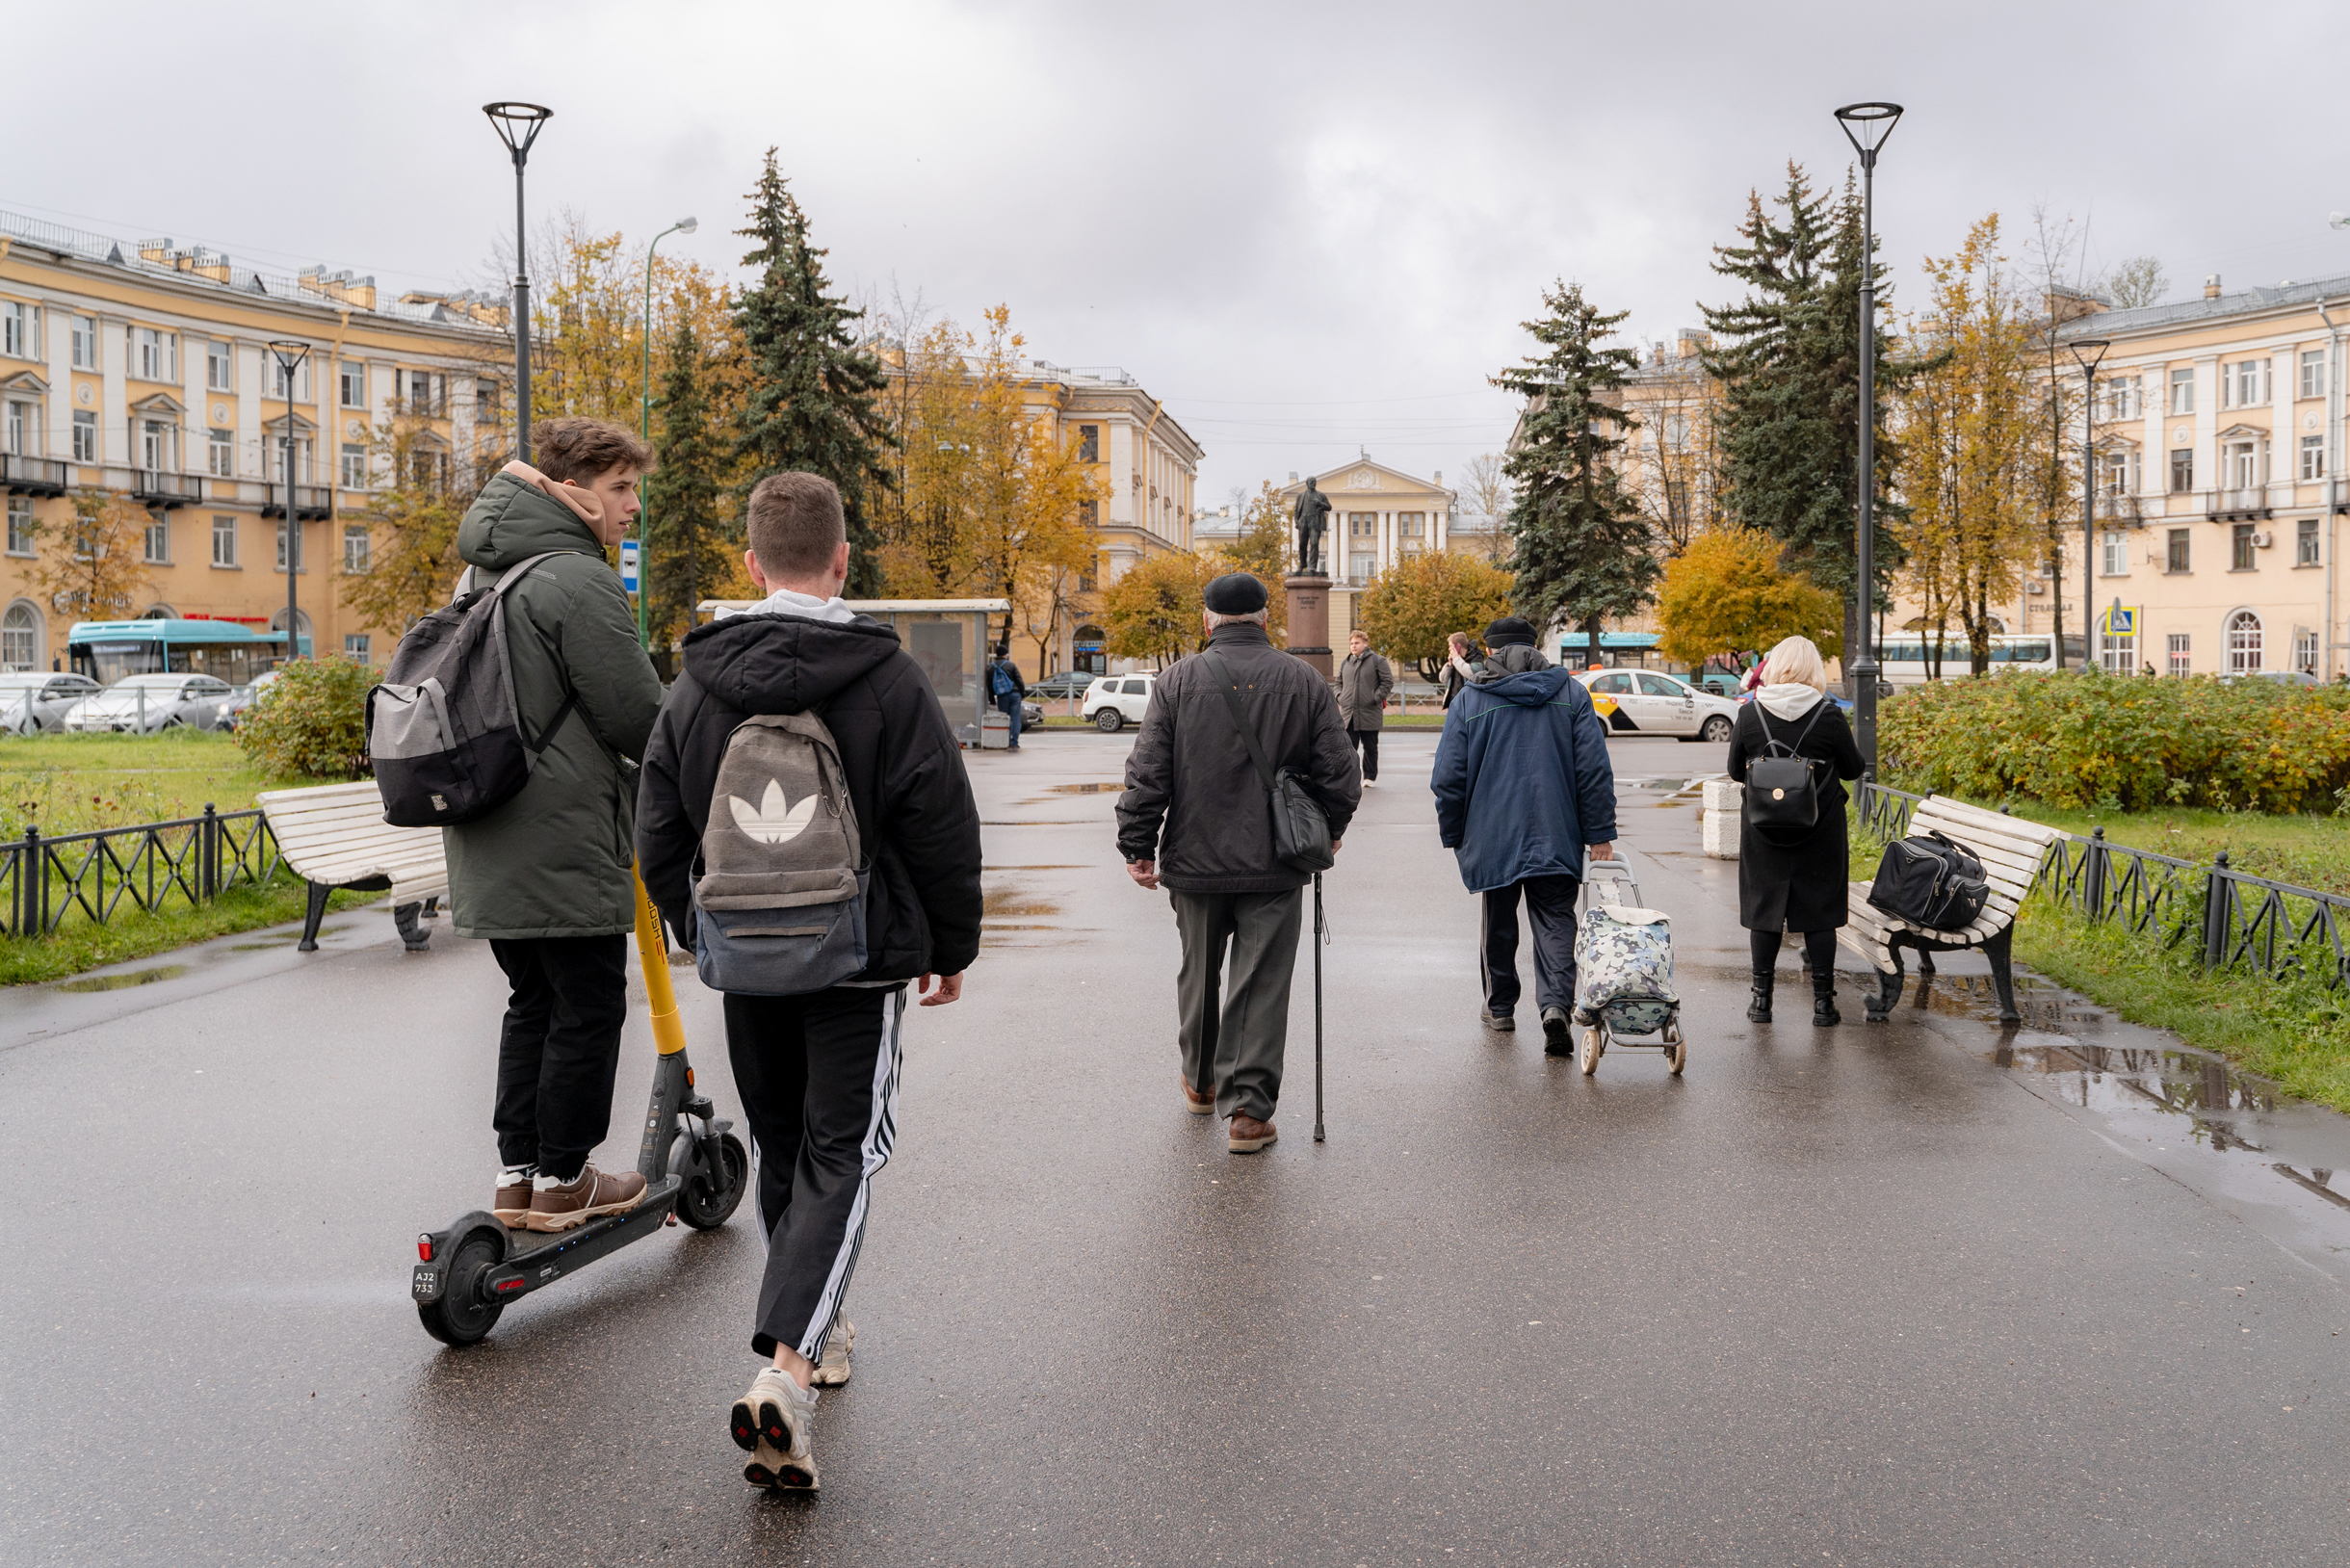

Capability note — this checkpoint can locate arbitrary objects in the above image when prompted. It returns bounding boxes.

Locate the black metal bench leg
[392,901,431,953]
[1867,935,1905,1023]
[298,880,332,953]
[1985,926,2022,1025]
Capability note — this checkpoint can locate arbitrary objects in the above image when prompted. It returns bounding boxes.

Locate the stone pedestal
[1284,573,1333,680]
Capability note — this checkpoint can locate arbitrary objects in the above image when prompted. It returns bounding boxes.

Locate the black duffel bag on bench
[1867,830,1991,931]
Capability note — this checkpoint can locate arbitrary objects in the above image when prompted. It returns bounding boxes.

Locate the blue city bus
[67,619,301,686]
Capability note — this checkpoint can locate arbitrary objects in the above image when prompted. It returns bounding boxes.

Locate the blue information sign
[619,540,640,595]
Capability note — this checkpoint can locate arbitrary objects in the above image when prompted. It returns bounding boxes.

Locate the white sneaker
[811,1318,854,1387]
[730,1368,818,1490]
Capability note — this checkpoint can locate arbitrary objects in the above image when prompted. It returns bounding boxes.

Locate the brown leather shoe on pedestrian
[493,1167,535,1227]
[1180,1075,1215,1115]
[1228,1113,1277,1153]
[525,1163,648,1232]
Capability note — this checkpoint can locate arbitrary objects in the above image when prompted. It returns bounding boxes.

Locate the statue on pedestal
[1292,476,1331,578]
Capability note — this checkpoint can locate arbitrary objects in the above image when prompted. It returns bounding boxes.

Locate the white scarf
[1754,681,1826,721]
[722,586,855,624]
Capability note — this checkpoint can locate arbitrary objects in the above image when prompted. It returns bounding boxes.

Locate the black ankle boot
[1812,973,1840,1027]
[1746,970,1773,1022]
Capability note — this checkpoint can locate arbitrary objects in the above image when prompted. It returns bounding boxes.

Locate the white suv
[1084,673,1156,732]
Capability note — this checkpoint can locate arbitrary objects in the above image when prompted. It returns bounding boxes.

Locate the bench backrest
[257,782,442,880]
[1906,797,2055,903]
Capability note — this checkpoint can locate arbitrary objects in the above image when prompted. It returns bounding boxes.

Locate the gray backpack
[692,711,869,995]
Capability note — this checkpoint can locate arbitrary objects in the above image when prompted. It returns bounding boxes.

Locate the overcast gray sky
[15,0,2348,506]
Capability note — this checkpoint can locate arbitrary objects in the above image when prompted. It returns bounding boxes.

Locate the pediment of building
[129,390,186,419]
[1283,457,1453,502]
[0,369,50,396]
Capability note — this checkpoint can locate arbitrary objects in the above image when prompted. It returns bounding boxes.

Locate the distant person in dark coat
[1431,645,1618,1055]
[1334,630,1396,785]
[990,647,1028,749]
[1726,635,1866,1026]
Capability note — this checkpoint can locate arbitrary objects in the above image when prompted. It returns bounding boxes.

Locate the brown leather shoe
[1227,1113,1277,1153]
[526,1163,648,1232]
[492,1167,534,1228]
[1180,1075,1214,1115]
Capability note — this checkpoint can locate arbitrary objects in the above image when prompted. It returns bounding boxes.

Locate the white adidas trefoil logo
[728,779,820,846]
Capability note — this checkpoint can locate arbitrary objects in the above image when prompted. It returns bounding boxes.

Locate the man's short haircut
[1202,608,1268,630]
[534,417,653,485]
[746,472,848,580]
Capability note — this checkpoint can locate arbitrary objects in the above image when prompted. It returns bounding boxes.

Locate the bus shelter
[696,598,1010,746]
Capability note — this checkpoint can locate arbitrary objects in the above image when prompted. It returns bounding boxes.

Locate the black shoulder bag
[1202,653,1335,874]
[1740,699,1828,830]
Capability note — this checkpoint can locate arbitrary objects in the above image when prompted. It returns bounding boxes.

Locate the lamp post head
[483,102,553,167]
[674,217,698,235]
[1834,101,1904,167]
[265,339,310,375]
[2070,336,2112,377]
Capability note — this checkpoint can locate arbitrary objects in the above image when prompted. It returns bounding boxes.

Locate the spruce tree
[642,314,733,645]
[1493,280,1657,658]
[732,148,894,596]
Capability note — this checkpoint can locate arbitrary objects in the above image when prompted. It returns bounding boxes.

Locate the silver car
[0,672,102,736]
[59,673,237,734]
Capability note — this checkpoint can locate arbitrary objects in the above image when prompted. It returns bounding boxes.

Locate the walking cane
[1313,871,1326,1142]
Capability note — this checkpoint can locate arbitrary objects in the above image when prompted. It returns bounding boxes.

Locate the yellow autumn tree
[341,418,469,636]
[1654,526,1843,670]
[1356,549,1516,678]
[1204,481,1291,642]
[34,489,154,622]
[1100,550,1215,666]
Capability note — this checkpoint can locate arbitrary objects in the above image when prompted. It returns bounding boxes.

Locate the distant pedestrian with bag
[990,647,1027,749]
[1116,573,1360,1153]
[1726,636,1865,1026]
[1334,629,1395,786]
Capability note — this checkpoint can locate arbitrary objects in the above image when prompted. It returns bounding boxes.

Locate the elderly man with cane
[1117,573,1361,1153]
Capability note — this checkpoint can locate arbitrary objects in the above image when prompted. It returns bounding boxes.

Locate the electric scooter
[411,869,750,1346]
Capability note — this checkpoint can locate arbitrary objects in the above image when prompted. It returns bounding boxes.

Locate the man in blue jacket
[1431,660,1618,1054]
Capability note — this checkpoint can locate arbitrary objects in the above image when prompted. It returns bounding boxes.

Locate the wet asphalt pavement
[5,730,2348,1566]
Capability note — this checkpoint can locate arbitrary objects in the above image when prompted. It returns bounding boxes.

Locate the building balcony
[128,469,203,509]
[260,483,332,521]
[2094,492,2143,524]
[2208,487,2273,521]
[1,454,70,496]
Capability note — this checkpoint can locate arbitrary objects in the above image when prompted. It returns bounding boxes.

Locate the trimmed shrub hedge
[1877,670,2350,814]
[232,655,374,781]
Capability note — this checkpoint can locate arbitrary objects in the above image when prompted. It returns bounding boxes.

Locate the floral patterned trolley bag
[1569,859,1686,1076]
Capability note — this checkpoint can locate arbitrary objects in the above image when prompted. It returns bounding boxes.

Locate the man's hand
[1127,859,1161,890]
[918,971,963,1006]
[1589,841,1617,862]
[1331,838,1343,852]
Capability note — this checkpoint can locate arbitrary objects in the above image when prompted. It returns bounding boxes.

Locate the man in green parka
[448,417,666,1235]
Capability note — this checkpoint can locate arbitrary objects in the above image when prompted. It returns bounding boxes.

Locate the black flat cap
[1204,573,1268,614]
[1485,616,1537,646]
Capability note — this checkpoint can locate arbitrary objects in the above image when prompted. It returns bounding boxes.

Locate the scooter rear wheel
[417,1229,505,1346]
[676,1132,750,1231]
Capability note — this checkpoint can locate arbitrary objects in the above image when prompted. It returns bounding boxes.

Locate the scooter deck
[495,1176,681,1259]
[416,1177,682,1309]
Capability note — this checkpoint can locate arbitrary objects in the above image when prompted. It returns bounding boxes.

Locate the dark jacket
[1335,648,1396,730]
[1476,642,1553,679]
[442,470,664,939]
[636,609,983,982]
[1431,666,1616,893]
[991,658,1027,701]
[1726,694,1866,931]
[1115,622,1362,894]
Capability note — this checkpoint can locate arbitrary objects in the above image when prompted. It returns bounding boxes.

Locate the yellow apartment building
[0,209,503,674]
[1277,457,1464,643]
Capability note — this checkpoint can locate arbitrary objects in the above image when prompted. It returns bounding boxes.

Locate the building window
[140,419,177,475]
[2304,350,2329,402]
[344,634,372,664]
[2100,613,2136,674]
[2226,610,2263,673]
[144,511,170,564]
[395,369,444,416]
[6,498,34,556]
[2098,375,2140,421]
[2224,439,2264,491]
[2301,435,2326,483]
[212,514,237,567]
[343,524,370,573]
[1,300,36,359]
[132,327,175,381]
[3,398,35,456]
[71,411,96,463]
[473,379,501,427]
[2099,448,2139,496]
[2299,516,2321,565]
[2228,359,2268,408]
[2169,449,2194,492]
[340,443,368,490]
[2100,531,2127,576]
[2167,633,2192,676]
[69,315,97,370]
[2169,368,2195,415]
[206,340,234,392]
[272,433,314,484]
[269,357,309,401]
[2166,528,2191,573]
[208,428,235,479]
[1397,512,1424,538]
[0,601,37,669]
[2232,523,2257,570]
[1348,512,1375,539]
[276,519,301,572]
[2296,630,2318,673]
[338,361,366,408]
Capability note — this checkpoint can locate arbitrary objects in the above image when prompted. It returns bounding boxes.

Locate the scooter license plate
[411,1267,438,1299]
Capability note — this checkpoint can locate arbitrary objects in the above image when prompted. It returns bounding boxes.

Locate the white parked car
[1576,668,1739,742]
[59,673,237,734]
[1084,673,1157,732]
[0,672,102,736]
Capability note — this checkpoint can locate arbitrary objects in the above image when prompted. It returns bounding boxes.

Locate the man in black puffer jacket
[637,472,980,1494]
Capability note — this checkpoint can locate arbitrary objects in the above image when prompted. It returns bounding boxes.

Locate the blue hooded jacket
[1430,666,1618,893]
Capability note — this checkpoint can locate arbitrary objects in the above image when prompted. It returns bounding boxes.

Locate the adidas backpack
[366,552,574,826]
[692,711,869,995]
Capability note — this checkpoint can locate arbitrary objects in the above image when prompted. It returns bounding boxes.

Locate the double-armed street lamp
[266,339,312,666]
[1835,100,1903,771]
[2070,337,2113,671]
[483,102,553,458]
[638,216,698,648]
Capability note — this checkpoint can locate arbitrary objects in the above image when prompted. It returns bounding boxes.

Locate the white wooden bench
[256,781,449,954]
[1841,793,2059,1024]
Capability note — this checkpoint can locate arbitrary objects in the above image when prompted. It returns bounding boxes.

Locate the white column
[2195,355,2218,502]
[101,317,125,468]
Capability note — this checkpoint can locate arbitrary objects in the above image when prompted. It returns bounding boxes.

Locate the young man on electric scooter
[636,471,982,1492]
[446,418,666,1233]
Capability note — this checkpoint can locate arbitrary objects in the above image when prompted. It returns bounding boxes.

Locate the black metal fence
[3,806,282,938]
[1853,778,2350,989]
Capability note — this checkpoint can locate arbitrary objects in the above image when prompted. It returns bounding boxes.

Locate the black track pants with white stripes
[723,984,905,1362]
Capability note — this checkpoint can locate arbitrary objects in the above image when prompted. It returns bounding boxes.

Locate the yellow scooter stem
[631,864,689,1058]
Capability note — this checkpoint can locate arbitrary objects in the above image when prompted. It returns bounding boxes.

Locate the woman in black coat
[1725,636,1867,1025]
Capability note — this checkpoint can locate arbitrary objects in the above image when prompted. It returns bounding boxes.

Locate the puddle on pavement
[58,963,188,993]
[982,888,1060,920]
[1045,782,1125,795]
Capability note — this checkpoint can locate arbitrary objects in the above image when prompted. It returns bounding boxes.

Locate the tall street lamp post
[2070,338,2112,671]
[483,103,552,458]
[637,216,697,649]
[266,340,312,666]
[1835,101,1903,771]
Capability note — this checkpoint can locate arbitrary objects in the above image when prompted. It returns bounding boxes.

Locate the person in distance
[1334,629,1396,786]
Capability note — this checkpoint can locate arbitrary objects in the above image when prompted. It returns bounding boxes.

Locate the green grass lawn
[2,729,334,839]
[0,876,374,986]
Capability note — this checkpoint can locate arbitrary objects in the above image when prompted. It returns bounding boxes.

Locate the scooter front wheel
[418,1230,505,1346]
[675,1132,750,1231]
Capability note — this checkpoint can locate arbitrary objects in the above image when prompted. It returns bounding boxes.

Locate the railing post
[2086,825,2107,923]
[2202,850,2232,971]
[24,824,42,936]
[201,802,218,901]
